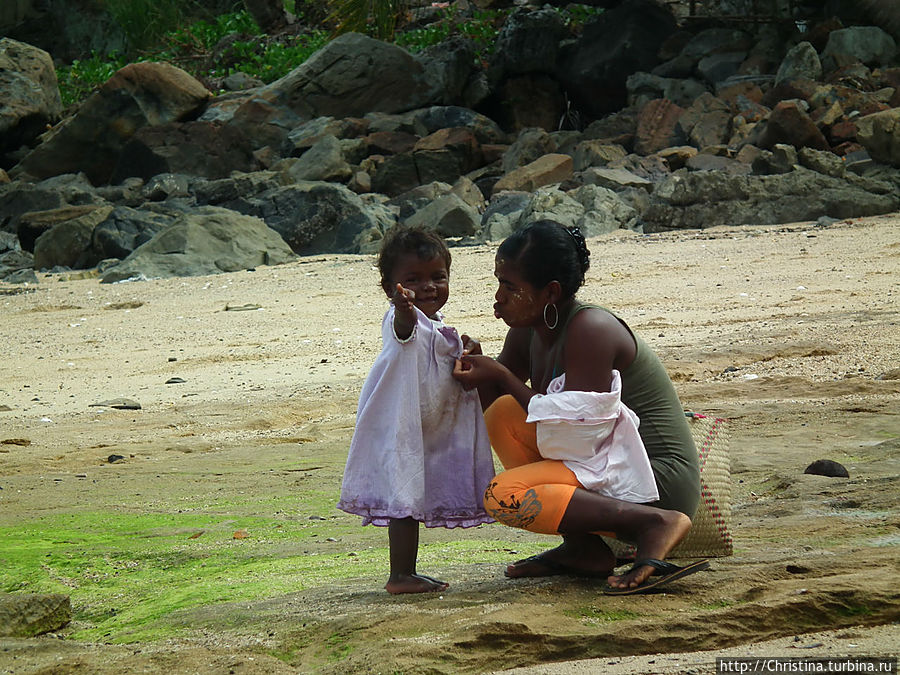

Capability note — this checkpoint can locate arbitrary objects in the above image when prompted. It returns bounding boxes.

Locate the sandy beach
[1,216,898,673]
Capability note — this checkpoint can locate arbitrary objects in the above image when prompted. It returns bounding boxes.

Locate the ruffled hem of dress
[337,502,494,528]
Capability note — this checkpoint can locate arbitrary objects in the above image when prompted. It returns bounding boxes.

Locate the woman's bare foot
[605,510,692,590]
[506,536,616,578]
[384,573,449,594]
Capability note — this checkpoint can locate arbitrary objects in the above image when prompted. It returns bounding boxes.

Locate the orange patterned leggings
[482,395,583,535]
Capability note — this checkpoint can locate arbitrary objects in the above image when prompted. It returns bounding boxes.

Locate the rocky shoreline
[2,0,900,286]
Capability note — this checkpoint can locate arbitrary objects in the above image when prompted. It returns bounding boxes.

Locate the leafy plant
[395,8,502,56]
[327,0,407,41]
[57,51,131,107]
[99,0,189,51]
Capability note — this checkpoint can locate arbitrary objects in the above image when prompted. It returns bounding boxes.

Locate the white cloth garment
[526,371,659,503]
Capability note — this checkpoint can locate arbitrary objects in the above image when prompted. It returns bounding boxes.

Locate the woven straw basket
[605,413,734,559]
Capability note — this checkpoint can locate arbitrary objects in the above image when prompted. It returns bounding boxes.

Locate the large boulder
[856,108,900,167]
[234,181,392,255]
[403,193,481,237]
[821,26,897,71]
[90,205,176,263]
[775,41,822,86]
[111,121,256,183]
[418,36,484,108]
[32,205,113,269]
[15,62,211,185]
[558,0,678,119]
[488,8,567,83]
[0,38,62,163]
[641,166,900,230]
[244,33,437,121]
[100,207,296,282]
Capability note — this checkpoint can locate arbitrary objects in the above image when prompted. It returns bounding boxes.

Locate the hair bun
[565,226,591,275]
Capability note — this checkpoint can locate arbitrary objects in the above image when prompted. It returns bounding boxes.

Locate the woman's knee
[483,475,543,530]
[484,394,523,437]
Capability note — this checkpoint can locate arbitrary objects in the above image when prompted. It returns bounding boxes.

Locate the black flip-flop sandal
[602,558,710,595]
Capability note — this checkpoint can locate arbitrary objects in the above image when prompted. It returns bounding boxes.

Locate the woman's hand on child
[460,334,482,356]
[453,354,503,390]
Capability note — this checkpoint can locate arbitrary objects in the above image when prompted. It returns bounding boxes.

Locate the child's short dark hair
[377,226,452,293]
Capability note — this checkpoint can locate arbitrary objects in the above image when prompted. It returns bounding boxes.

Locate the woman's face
[493,256,543,327]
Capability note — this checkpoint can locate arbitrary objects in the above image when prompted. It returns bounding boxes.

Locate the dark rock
[754,101,830,151]
[112,121,257,183]
[0,39,62,161]
[100,207,296,282]
[642,166,899,231]
[15,62,211,185]
[558,0,678,119]
[235,182,389,255]
[821,26,897,72]
[634,99,686,155]
[284,135,353,183]
[502,128,557,173]
[488,8,567,84]
[856,108,900,167]
[804,459,850,478]
[490,73,566,133]
[246,33,436,120]
[413,107,508,145]
[364,131,419,156]
[283,117,369,157]
[32,205,113,270]
[418,36,482,107]
[90,206,175,262]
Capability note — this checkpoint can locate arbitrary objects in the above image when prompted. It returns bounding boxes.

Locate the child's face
[387,253,450,320]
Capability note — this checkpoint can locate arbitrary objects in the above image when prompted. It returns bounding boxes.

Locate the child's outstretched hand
[392,283,416,316]
[392,283,417,340]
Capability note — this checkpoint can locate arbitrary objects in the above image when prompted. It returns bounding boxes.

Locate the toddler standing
[337,226,495,594]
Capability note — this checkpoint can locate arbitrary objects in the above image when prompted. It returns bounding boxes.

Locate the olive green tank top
[531,301,701,516]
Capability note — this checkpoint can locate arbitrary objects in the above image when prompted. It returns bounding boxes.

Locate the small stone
[107,454,126,464]
[165,377,186,384]
[90,398,141,410]
[804,459,849,478]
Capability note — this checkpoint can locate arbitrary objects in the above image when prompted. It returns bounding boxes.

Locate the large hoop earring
[543,303,559,330]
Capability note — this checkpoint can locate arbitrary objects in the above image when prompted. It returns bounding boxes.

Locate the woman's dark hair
[496,220,590,300]
[377,225,452,293]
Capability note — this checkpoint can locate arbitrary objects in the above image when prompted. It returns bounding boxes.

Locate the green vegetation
[0,507,545,643]
[55,9,329,107]
[54,3,605,108]
[327,0,406,41]
[395,8,502,55]
[565,605,642,623]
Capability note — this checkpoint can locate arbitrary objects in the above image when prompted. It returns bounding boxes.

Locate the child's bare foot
[605,510,692,590]
[385,573,449,594]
